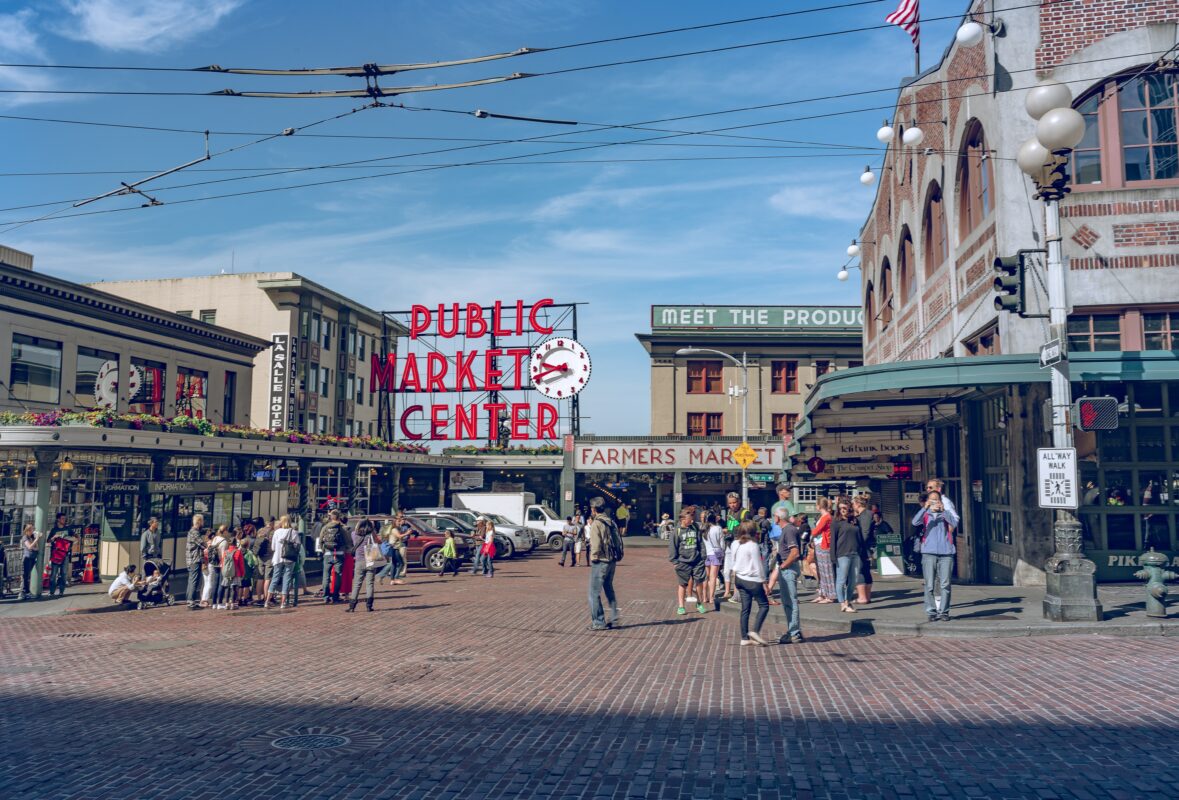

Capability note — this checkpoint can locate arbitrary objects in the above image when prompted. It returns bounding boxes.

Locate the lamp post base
[1042,516,1103,622]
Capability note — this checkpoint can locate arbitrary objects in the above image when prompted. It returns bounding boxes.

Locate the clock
[93,360,119,407]
[529,337,591,399]
[125,365,143,401]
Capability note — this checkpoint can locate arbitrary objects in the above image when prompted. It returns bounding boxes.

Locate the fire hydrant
[1133,548,1178,618]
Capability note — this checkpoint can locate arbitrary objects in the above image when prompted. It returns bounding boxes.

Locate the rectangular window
[300,310,310,339]
[1068,314,1121,352]
[322,319,332,351]
[347,327,356,356]
[318,415,327,434]
[815,360,831,377]
[176,366,209,418]
[310,314,321,345]
[686,360,723,394]
[198,309,216,325]
[308,364,319,396]
[687,412,723,436]
[771,413,799,437]
[1144,311,1179,350]
[771,361,798,394]
[369,421,374,437]
[129,357,166,415]
[359,334,366,360]
[10,333,62,403]
[76,347,118,408]
[357,377,365,404]
[176,310,192,318]
[320,367,331,397]
[222,371,237,425]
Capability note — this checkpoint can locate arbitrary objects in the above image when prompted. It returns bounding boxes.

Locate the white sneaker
[685,595,698,605]
[740,639,755,646]
[749,631,770,646]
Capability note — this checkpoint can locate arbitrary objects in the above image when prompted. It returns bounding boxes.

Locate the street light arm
[674,347,742,368]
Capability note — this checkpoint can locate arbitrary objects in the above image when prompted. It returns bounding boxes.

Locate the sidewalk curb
[718,597,1179,638]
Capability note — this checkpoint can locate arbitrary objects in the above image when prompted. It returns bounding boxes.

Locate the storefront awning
[791,351,1179,456]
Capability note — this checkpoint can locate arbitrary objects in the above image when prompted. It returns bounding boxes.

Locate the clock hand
[534,362,569,379]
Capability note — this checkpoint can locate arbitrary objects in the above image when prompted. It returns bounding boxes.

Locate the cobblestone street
[2,548,1177,800]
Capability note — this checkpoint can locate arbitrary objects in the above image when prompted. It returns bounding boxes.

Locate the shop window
[879,259,893,328]
[10,333,62,404]
[957,120,994,238]
[771,413,798,437]
[1144,311,1179,350]
[686,360,723,394]
[129,357,165,415]
[1072,70,1179,188]
[687,412,723,437]
[198,309,216,325]
[770,361,798,394]
[176,310,192,318]
[815,360,831,377]
[222,371,237,425]
[1067,313,1121,351]
[176,366,208,418]
[897,226,915,305]
[76,347,119,408]
[922,181,948,276]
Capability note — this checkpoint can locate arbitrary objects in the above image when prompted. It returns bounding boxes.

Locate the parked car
[411,509,512,560]
[453,492,562,549]
[345,514,474,573]
[412,507,536,558]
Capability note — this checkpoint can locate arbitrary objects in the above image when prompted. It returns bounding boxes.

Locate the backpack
[320,523,342,551]
[379,538,395,558]
[50,537,72,565]
[602,517,624,563]
[255,536,272,561]
[280,531,300,562]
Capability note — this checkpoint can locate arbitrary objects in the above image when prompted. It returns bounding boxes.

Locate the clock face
[125,365,143,400]
[93,360,119,407]
[529,337,591,399]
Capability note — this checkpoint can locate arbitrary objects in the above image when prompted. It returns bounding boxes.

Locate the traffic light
[1074,396,1119,431]
[993,255,1023,313]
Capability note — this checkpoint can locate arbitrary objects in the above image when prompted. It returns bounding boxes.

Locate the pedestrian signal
[1073,396,1118,431]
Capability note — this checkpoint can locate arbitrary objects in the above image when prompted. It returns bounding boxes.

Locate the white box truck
[453,491,566,550]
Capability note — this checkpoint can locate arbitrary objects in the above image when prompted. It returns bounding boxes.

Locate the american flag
[886,0,920,49]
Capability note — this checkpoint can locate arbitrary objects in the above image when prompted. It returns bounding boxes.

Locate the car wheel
[423,547,445,573]
[499,539,515,559]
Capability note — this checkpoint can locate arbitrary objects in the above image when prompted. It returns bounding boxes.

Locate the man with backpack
[251,517,274,601]
[46,514,76,598]
[587,496,623,631]
[318,510,346,604]
[185,514,207,610]
[668,506,705,615]
[268,515,300,610]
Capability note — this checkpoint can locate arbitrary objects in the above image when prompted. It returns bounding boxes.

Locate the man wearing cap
[657,513,674,541]
[587,497,620,631]
[771,484,796,522]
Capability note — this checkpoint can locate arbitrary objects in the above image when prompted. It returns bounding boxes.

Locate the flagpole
[915,40,920,74]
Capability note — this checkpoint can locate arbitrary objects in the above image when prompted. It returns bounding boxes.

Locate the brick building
[791,2,1179,586]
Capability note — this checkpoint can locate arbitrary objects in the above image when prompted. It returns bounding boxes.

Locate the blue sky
[1,0,965,437]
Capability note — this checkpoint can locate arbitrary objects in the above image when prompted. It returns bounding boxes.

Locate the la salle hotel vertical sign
[268,333,290,431]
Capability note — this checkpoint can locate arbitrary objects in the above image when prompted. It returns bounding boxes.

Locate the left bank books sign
[575,442,784,472]
[269,333,290,431]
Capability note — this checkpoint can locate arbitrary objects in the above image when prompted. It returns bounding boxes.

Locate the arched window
[879,259,893,329]
[957,120,994,238]
[1071,69,1179,188]
[864,281,875,342]
[897,226,915,305]
[923,181,948,276]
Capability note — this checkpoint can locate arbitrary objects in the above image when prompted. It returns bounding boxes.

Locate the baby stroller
[137,560,176,609]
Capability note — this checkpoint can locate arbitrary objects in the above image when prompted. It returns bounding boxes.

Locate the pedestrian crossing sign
[732,442,759,470]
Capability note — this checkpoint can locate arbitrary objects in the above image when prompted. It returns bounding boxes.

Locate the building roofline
[255,275,404,332]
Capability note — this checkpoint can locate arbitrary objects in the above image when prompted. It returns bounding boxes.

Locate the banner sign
[268,333,290,431]
[575,442,784,473]
[830,439,924,457]
[448,470,485,490]
[652,305,862,331]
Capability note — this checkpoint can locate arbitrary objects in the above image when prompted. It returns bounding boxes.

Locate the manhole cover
[271,734,351,751]
[426,654,474,663]
[58,633,95,639]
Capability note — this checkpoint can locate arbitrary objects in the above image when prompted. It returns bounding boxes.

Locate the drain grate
[426,654,474,663]
[271,734,350,751]
[58,633,95,639]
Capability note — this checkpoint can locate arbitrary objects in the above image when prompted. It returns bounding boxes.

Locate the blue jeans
[835,554,860,604]
[777,563,802,638]
[322,553,343,597]
[482,551,495,576]
[185,560,202,605]
[559,539,575,565]
[49,561,67,595]
[922,554,954,616]
[272,561,295,602]
[588,561,618,627]
[208,567,222,605]
[470,551,484,575]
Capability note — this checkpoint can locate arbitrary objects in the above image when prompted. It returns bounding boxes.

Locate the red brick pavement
[1,548,1177,800]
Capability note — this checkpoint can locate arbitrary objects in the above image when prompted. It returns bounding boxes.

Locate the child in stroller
[136,559,175,609]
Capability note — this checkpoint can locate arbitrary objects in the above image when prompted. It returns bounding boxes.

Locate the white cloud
[0,9,60,109]
[532,172,785,221]
[768,179,872,221]
[0,9,44,57]
[57,0,243,53]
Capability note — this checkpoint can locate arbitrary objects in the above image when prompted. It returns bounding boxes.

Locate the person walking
[724,521,771,646]
[46,523,75,598]
[479,518,496,578]
[776,512,805,644]
[702,512,725,610]
[440,530,461,577]
[853,495,876,604]
[811,498,836,604]
[394,515,410,584]
[19,523,42,601]
[616,502,630,536]
[586,496,620,631]
[139,517,162,562]
[914,490,960,622]
[346,519,383,612]
[184,515,206,610]
[831,500,863,614]
[469,518,487,576]
[668,506,705,615]
[318,510,346,604]
[207,525,229,609]
[269,516,300,610]
[558,516,578,566]
[579,518,593,566]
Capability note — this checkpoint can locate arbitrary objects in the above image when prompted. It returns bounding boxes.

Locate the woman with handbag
[810,498,836,604]
[347,519,384,612]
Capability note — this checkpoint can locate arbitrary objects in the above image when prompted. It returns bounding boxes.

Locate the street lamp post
[676,347,750,509]
[1018,80,1103,622]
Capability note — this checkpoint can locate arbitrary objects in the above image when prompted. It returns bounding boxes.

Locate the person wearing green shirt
[441,530,460,577]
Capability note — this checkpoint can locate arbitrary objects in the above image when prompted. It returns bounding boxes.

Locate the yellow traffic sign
[732,441,759,470]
